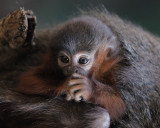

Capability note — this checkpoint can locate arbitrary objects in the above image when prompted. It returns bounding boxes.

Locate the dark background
[0,0,160,35]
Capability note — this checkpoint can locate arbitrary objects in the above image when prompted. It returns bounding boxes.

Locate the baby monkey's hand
[66,73,93,102]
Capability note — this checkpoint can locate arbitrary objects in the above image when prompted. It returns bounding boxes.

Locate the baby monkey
[17,16,126,121]
[58,50,96,101]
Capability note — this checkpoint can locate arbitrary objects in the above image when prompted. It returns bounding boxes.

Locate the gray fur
[0,7,160,128]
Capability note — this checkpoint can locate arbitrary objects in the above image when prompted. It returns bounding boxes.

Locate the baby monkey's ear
[90,36,121,79]
[105,35,120,60]
[95,35,120,66]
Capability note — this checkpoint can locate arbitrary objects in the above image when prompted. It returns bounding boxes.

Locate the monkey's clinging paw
[66,73,93,102]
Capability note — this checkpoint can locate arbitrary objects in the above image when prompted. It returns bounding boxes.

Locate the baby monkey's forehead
[55,16,110,43]
[60,40,98,55]
[51,16,114,55]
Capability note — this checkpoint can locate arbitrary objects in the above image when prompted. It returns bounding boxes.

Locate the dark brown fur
[0,7,160,128]
[16,16,126,121]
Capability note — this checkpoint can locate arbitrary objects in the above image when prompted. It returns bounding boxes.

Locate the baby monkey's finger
[68,79,83,87]
[72,73,85,79]
[69,84,84,95]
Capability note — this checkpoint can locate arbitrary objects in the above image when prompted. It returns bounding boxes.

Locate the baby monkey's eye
[79,57,89,64]
[60,56,69,63]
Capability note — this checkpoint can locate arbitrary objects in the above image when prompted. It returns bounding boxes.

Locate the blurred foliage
[0,0,160,35]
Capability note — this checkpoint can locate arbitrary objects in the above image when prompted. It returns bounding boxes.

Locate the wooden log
[0,8,36,49]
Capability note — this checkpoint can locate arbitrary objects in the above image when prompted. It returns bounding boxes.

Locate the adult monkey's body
[0,8,160,128]
[17,16,125,122]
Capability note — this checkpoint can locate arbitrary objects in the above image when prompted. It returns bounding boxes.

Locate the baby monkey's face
[58,51,96,77]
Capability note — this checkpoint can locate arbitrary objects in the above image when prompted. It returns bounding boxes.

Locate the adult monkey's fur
[0,7,160,128]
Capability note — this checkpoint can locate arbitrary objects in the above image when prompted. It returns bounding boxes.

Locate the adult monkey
[0,7,160,128]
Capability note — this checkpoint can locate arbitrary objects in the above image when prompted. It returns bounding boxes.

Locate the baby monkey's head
[49,16,119,77]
